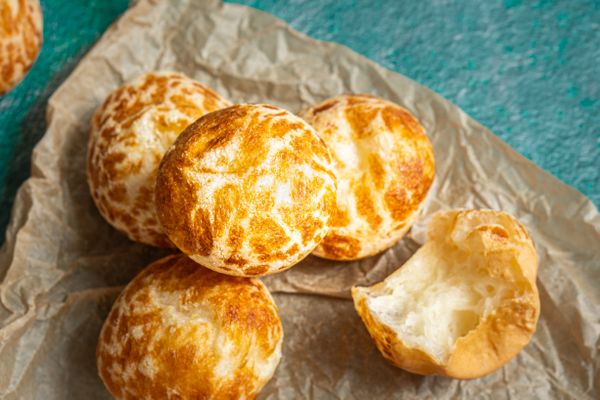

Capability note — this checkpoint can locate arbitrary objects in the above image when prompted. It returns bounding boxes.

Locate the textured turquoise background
[0,0,598,244]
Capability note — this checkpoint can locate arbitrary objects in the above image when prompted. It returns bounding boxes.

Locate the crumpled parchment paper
[0,0,598,398]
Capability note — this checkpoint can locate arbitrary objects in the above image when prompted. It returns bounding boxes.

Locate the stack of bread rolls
[89,72,540,399]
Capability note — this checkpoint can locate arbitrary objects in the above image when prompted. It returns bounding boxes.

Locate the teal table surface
[0,0,598,244]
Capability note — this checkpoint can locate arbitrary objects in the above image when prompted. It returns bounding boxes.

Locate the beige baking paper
[0,0,598,398]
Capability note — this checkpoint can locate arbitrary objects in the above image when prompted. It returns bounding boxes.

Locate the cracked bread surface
[87,71,231,247]
[156,104,337,276]
[0,0,43,94]
[96,254,283,399]
[301,94,435,260]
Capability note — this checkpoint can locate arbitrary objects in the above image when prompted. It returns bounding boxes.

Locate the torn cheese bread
[353,209,539,379]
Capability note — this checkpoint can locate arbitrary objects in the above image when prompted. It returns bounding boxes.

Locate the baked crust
[155,104,337,276]
[300,94,435,260]
[352,209,540,379]
[96,254,283,399]
[87,72,231,247]
[0,0,43,94]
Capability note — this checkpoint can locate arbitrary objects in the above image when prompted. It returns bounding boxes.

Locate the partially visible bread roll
[300,94,435,260]
[352,209,539,379]
[0,0,43,95]
[156,104,337,277]
[87,72,231,247]
[97,254,283,399]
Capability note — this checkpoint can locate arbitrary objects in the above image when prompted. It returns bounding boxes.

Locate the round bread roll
[0,0,43,95]
[156,104,337,277]
[87,72,231,247]
[352,209,540,379]
[97,254,283,399]
[300,94,435,260]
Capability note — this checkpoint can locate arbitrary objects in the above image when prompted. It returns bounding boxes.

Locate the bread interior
[364,241,512,363]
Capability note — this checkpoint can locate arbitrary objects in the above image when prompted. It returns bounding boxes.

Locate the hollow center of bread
[367,243,512,362]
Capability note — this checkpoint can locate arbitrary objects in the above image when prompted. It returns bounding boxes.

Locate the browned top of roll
[0,0,43,95]
[301,94,435,260]
[96,254,283,399]
[156,104,337,276]
[87,71,231,247]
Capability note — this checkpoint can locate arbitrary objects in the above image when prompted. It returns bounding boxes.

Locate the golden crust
[96,254,283,400]
[352,209,540,379]
[87,71,231,247]
[155,104,337,277]
[0,0,43,95]
[300,94,435,260]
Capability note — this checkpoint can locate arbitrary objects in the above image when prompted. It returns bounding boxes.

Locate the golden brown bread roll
[300,94,435,260]
[0,0,43,95]
[87,72,231,247]
[352,209,540,379]
[155,104,337,277]
[96,254,283,399]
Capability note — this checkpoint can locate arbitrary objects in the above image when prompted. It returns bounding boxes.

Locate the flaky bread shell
[352,209,540,379]
[0,0,43,95]
[156,104,337,277]
[87,72,231,247]
[300,94,435,260]
[97,254,283,400]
